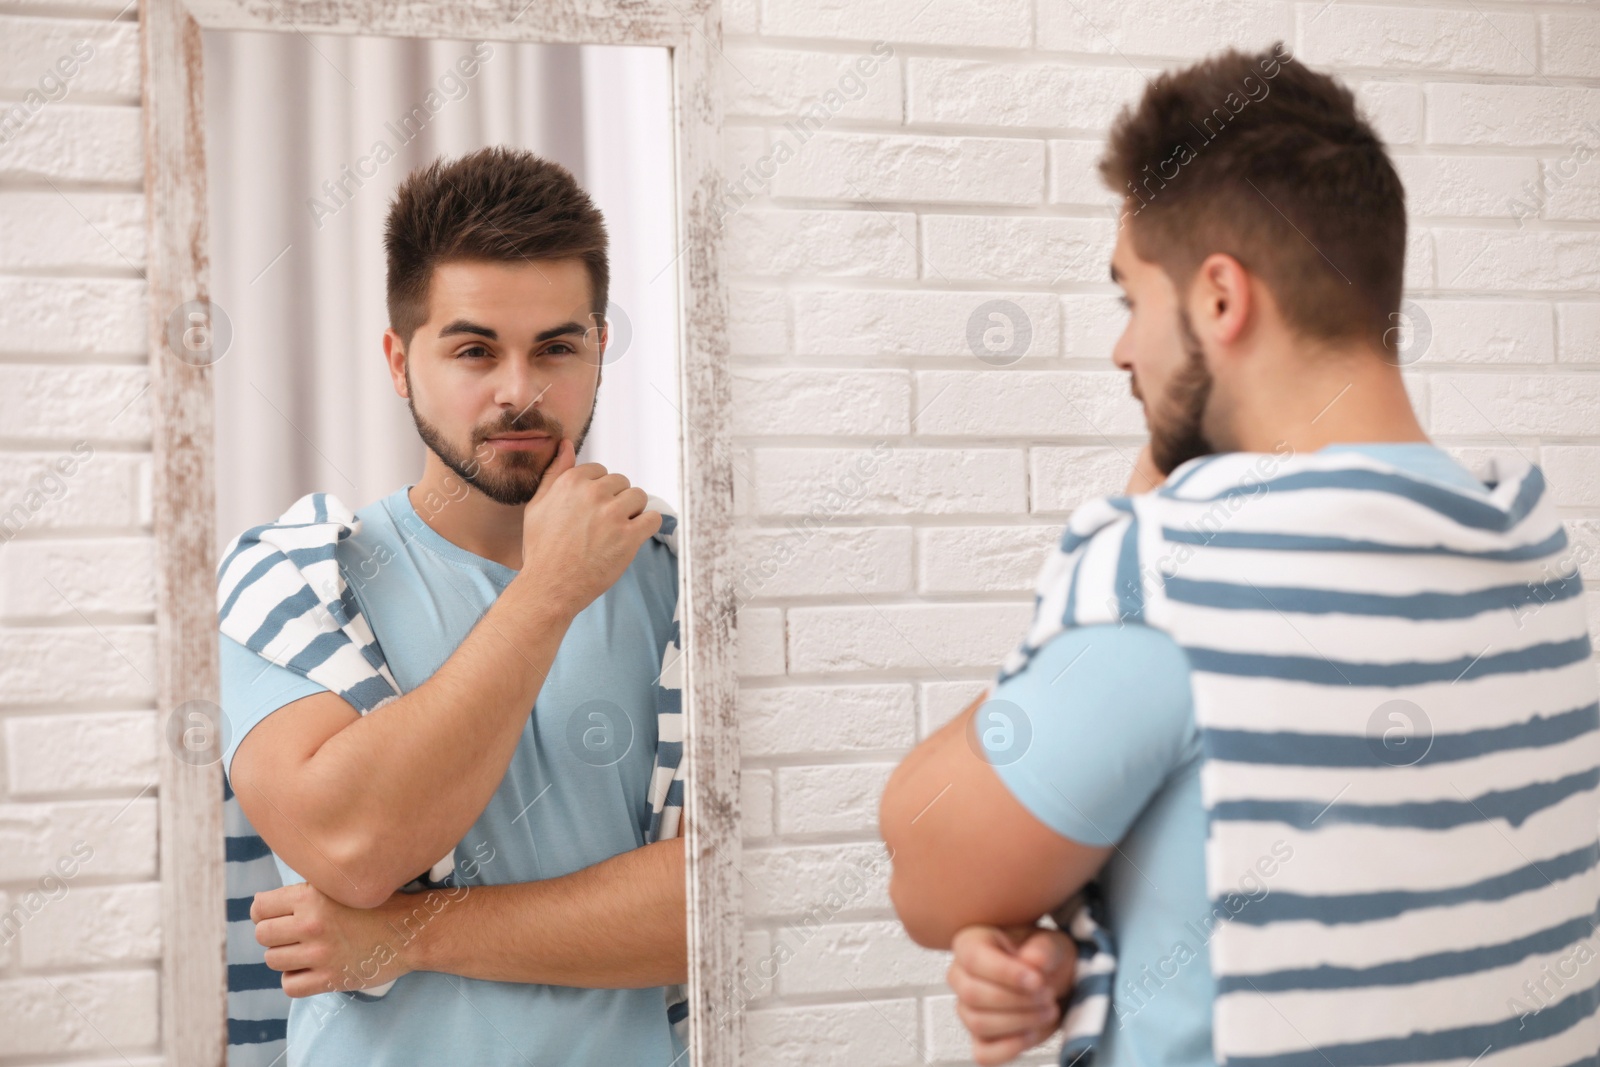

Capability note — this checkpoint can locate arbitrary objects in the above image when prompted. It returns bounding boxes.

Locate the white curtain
[203,30,682,552]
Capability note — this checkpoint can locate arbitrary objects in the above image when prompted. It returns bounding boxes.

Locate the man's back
[987,443,1600,1066]
[1151,447,1598,1065]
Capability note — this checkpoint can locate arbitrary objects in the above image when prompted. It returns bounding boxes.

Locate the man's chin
[463,466,543,507]
[475,485,538,507]
[1152,441,1214,477]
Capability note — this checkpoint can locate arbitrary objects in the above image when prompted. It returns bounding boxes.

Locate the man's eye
[458,346,490,359]
[1117,295,1133,311]
[545,342,576,356]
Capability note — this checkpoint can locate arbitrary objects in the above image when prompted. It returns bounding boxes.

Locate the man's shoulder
[636,494,680,580]
[629,524,679,608]
[331,491,407,568]
[219,490,397,559]
[216,489,403,636]
[610,501,679,642]
[1005,620,1198,757]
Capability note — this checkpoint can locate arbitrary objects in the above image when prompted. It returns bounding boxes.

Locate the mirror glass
[200,26,690,1067]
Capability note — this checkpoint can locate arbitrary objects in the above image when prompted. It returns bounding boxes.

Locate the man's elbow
[883,818,956,949]
[235,767,390,905]
[270,822,398,910]
[888,868,956,951]
[879,779,951,947]
[317,879,390,911]
[875,770,916,875]
[324,876,393,910]
[882,817,985,950]
[321,830,423,909]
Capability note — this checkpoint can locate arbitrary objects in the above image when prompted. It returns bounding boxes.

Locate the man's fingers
[607,485,648,518]
[253,916,301,948]
[1015,930,1068,974]
[1125,441,1167,494]
[1016,930,1077,997]
[957,999,1060,1042]
[594,472,634,498]
[263,942,321,973]
[948,927,1062,1065]
[250,888,296,923]
[952,932,1047,994]
[972,1030,1045,1067]
[630,507,664,541]
[532,438,578,496]
[949,963,1056,1012]
[951,923,1026,961]
[281,968,331,999]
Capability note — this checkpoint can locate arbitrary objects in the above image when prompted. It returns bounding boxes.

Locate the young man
[219,147,688,1065]
[880,43,1600,1067]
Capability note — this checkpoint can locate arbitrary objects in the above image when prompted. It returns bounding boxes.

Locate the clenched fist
[948,923,1077,1065]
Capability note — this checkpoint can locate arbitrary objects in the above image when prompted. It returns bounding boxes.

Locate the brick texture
[721,6,1600,1063]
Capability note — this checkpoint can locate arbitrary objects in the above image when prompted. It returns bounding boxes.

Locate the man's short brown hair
[384,146,609,346]
[1099,42,1407,357]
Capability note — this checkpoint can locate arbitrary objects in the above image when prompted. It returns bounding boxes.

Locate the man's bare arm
[879,695,1110,949]
[232,585,574,908]
[231,439,661,908]
[408,836,686,987]
[252,837,688,994]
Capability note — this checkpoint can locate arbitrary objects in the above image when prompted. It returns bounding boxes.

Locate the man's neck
[409,453,525,571]
[1226,345,1428,457]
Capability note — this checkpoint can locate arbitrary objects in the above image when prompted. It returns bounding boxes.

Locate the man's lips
[485,432,552,451]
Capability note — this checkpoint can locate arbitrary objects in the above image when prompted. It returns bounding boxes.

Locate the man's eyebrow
[438,319,497,340]
[1110,263,1124,284]
[536,321,587,343]
[435,320,589,343]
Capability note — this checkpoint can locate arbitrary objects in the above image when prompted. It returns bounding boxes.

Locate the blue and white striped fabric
[1047,884,1117,1066]
[998,448,1600,1067]
[216,491,688,1065]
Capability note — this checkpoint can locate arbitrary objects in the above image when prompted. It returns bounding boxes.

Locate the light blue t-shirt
[218,484,684,1067]
[987,443,1488,1067]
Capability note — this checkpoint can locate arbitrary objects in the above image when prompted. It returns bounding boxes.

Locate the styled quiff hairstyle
[1099,42,1407,357]
[384,146,609,346]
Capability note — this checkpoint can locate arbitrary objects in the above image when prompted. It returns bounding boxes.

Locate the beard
[405,365,598,506]
[1142,307,1216,476]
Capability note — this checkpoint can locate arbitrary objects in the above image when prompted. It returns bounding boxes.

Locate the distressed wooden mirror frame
[139,0,738,1061]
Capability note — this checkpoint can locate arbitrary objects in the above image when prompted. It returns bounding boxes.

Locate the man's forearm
[397,838,687,987]
[306,573,576,894]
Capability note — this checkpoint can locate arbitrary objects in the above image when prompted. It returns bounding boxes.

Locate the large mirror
[142,1,735,1064]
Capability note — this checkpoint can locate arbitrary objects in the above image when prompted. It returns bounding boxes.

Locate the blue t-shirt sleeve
[985,622,1196,847]
[217,631,328,781]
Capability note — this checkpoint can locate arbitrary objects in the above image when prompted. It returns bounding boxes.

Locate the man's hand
[948,923,1077,1066]
[519,437,661,617]
[1125,442,1166,495]
[252,881,459,998]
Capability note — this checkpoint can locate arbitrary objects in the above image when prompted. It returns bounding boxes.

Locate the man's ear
[382,328,409,399]
[1191,251,1253,348]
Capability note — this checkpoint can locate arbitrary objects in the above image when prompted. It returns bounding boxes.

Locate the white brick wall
[1,3,162,1063]
[1,1,1596,1063]
[721,3,1600,1064]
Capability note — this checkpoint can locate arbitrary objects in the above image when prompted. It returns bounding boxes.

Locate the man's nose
[496,356,548,415]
